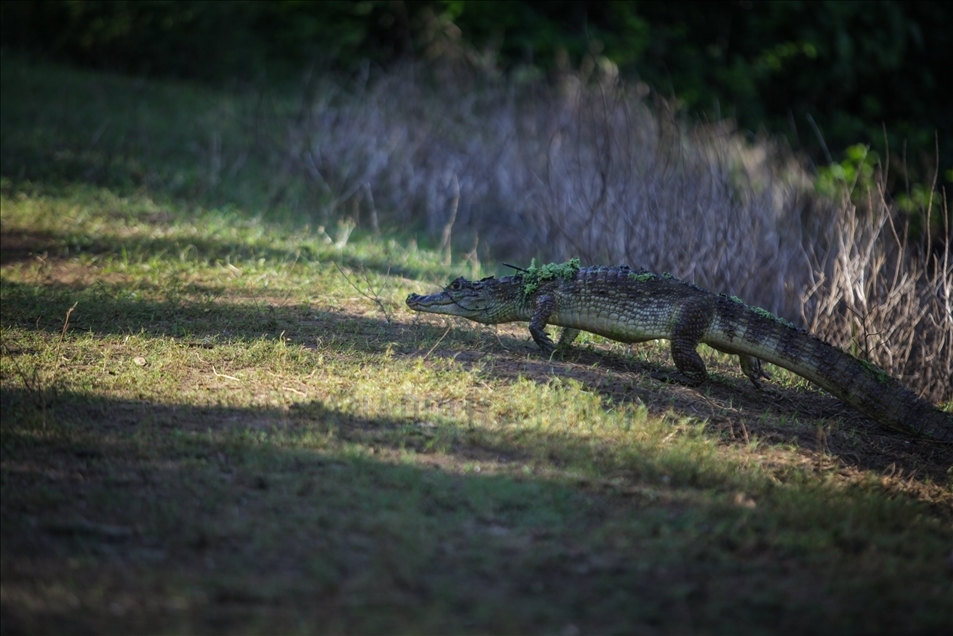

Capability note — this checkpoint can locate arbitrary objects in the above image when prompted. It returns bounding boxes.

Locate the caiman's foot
[651,370,705,387]
[530,324,557,356]
[739,354,772,389]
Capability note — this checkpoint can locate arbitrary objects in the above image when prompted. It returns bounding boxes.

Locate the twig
[32,301,79,431]
[60,302,78,343]
[424,326,452,360]
[53,301,78,367]
[333,262,392,322]
[212,367,241,382]
[843,304,880,361]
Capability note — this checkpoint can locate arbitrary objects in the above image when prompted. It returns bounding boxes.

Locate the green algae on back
[521,257,581,296]
[628,271,657,283]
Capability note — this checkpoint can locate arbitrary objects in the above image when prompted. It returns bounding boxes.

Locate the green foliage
[815,144,879,200]
[2,1,949,188]
[635,3,948,189]
[894,184,937,215]
[813,143,949,243]
[0,1,414,84]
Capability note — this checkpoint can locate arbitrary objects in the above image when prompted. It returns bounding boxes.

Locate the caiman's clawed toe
[405,260,953,440]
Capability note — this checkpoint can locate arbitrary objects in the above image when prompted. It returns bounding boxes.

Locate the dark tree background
[3,0,951,187]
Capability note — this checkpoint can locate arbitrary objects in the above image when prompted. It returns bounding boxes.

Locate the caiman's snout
[406,291,453,310]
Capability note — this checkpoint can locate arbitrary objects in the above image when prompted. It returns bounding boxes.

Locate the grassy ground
[2,56,951,635]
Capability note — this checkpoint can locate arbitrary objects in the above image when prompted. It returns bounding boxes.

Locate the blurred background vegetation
[2,0,951,193]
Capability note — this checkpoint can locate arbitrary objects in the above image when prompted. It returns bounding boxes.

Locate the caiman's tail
[708,299,953,441]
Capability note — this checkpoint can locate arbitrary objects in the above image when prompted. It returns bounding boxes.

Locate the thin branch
[212,367,241,382]
[424,326,452,360]
[60,302,78,343]
[334,262,392,322]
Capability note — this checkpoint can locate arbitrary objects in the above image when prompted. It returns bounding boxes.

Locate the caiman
[406,259,953,441]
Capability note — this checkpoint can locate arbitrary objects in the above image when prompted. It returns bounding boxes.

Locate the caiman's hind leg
[739,354,772,388]
[667,300,715,386]
[668,342,708,386]
[557,328,580,350]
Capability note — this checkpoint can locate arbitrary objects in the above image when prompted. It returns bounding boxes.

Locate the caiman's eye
[449,280,462,291]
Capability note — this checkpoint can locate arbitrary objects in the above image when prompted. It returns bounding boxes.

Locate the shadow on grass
[2,385,950,635]
[3,275,952,486]
[0,387,763,634]
[0,219,434,281]
[0,276,402,346]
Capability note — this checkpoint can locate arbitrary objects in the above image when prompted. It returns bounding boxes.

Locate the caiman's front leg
[529,294,557,354]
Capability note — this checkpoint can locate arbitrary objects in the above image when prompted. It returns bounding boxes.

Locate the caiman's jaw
[406,276,516,323]
[405,290,460,313]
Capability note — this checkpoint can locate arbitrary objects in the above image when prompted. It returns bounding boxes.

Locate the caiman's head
[406,275,523,324]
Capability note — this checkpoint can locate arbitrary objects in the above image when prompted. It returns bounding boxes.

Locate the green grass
[2,56,952,635]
